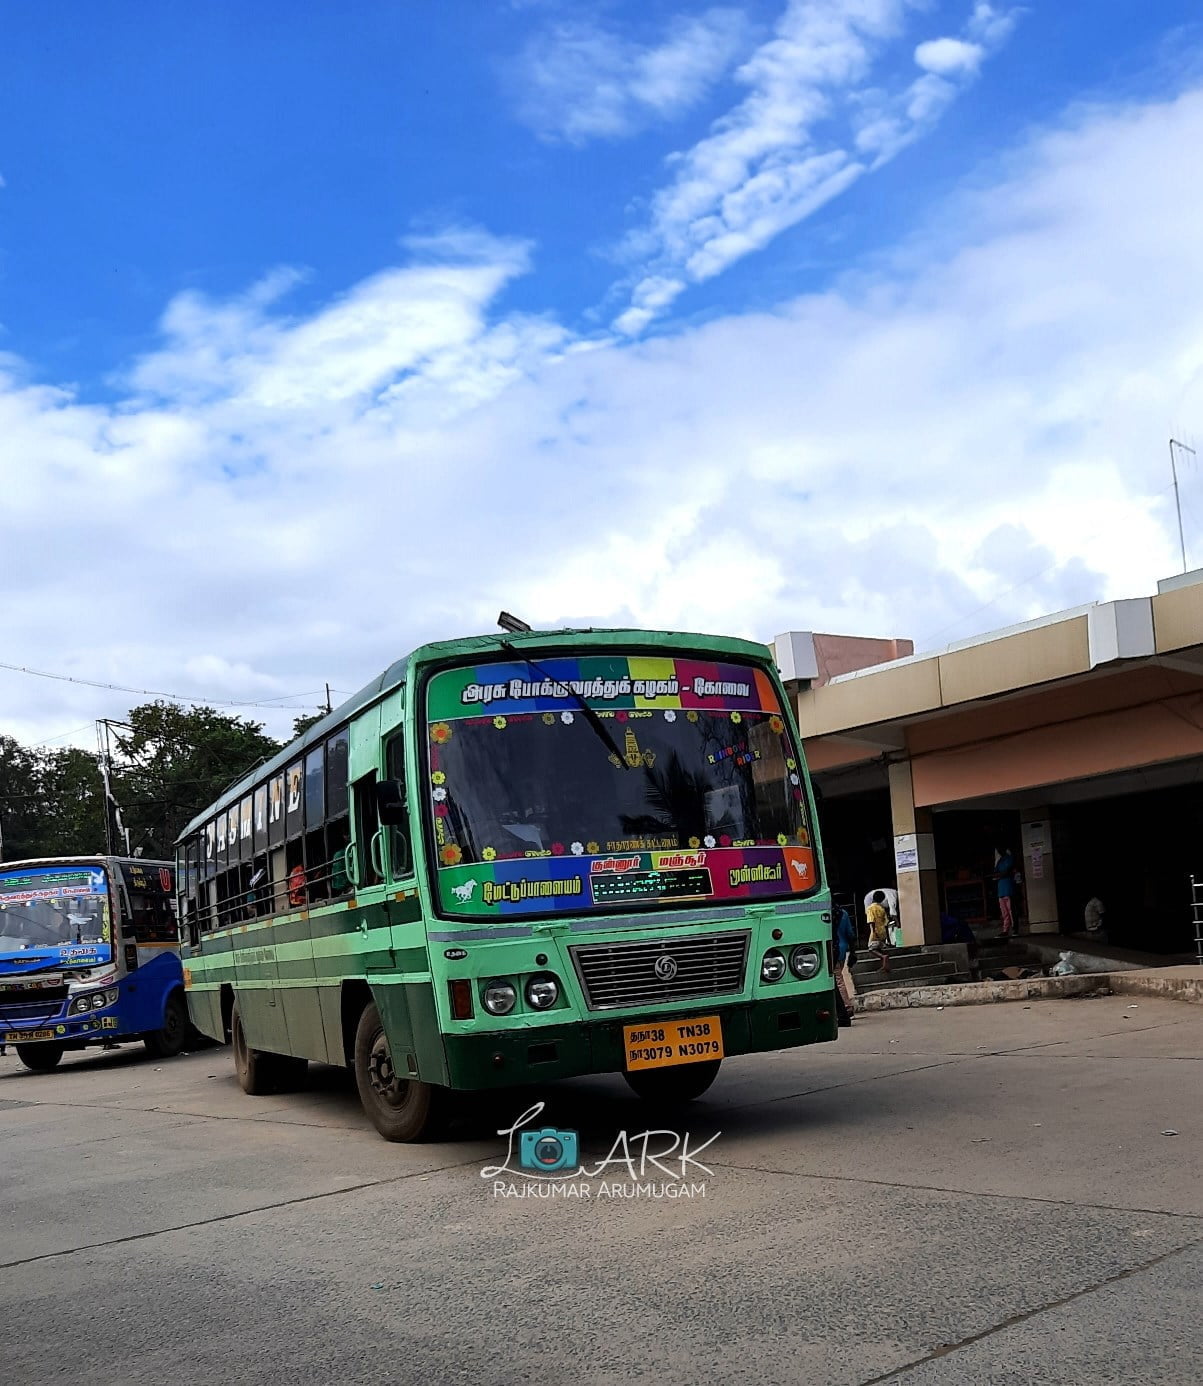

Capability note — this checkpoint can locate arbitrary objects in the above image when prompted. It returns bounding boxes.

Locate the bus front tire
[623,1058,721,1104]
[353,1001,448,1142]
[230,1001,307,1096]
[143,990,189,1059]
[16,1043,65,1072]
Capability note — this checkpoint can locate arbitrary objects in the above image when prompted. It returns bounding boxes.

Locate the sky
[4,0,1203,747]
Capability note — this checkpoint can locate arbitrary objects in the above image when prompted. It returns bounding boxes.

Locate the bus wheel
[16,1043,65,1072]
[353,1001,447,1142]
[230,1001,307,1095]
[143,991,189,1059]
[623,1059,721,1104]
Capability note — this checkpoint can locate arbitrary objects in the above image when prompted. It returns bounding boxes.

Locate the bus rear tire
[623,1059,721,1104]
[143,990,189,1059]
[16,1043,65,1072]
[231,1000,307,1095]
[353,1001,448,1142]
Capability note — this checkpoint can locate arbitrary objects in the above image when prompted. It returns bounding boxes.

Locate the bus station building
[777,569,1203,956]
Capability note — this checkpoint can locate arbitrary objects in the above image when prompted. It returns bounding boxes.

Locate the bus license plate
[3,1029,57,1043]
[624,1016,724,1071]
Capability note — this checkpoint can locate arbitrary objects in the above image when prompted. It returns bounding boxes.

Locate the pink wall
[812,634,914,686]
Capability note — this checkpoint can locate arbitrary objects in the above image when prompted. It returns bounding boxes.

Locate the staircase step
[851,953,957,978]
[853,962,961,985]
[856,970,973,994]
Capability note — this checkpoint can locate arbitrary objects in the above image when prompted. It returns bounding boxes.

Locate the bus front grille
[569,931,750,1011]
[0,987,69,1021]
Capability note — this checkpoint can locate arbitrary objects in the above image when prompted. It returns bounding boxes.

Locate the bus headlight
[789,945,821,980]
[68,987,119,1016]
[525,975,559,1010]
[482,980,517,1016]
[761,951,787,983]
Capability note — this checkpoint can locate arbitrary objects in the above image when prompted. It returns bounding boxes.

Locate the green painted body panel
[180,628,836,1092]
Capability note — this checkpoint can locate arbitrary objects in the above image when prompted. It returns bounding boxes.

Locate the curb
[856,969,1203,1011]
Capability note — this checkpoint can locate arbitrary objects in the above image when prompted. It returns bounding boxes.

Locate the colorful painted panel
[425,655,815,917]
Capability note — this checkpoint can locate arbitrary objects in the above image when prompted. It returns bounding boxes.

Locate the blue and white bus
[0,856,187,1072]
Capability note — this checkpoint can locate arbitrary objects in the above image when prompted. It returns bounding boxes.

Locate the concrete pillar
[888,760,942,946]
[1020,810,1059,934]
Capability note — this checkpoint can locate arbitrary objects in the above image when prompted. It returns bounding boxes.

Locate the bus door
[115,862,183,1034]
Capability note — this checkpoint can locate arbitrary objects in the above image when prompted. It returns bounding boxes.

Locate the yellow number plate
[4,1029,57,1043]
[624,1015,724,1071]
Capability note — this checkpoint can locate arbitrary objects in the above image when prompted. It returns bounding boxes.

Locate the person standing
[832,902,857,1026]
[995,847,1017,938]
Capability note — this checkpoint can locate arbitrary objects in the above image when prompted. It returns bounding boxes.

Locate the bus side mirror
[375,779,408,826]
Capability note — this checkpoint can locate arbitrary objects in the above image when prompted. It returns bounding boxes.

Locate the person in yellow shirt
[866,890,892,973]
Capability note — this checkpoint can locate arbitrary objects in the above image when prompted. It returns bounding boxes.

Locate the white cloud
[615,0,1022,332]
[509,8,748,144]
[4,81,1203,749]
[914,37,983,76]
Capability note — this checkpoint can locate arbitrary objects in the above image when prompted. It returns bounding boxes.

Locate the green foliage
[0,736,43,861]
[0,703,282,864]
[35,748,106,857]
[110,703,281,860]
[291,711,325,739]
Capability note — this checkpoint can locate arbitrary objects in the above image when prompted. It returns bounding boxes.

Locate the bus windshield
[0,864,113,970]
[424,655,817,918]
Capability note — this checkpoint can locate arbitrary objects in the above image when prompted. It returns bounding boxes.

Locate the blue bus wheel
[16,1043,65,1072]
[144,992,188,1059]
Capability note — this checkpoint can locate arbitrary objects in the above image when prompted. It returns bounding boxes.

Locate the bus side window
[379,735,411,879]
[128,891,178,944]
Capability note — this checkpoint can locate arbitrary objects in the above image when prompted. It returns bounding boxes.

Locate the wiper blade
[503,649,632,769]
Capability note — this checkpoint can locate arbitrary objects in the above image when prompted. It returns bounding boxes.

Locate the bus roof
[175,627,774,844]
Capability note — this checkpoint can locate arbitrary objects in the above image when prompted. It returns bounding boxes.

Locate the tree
[109,703,282,861]
[0,703,283,864]
[0,736,43,861]
[290,711,325,740]
[35,747,106,857]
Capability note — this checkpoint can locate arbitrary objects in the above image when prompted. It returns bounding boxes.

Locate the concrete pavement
[2,995,1201,1385]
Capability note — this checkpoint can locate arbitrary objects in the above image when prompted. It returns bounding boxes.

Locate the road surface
[2,994,1201,1385]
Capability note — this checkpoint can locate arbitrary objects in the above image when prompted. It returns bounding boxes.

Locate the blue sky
[4,1,1197,383]
[4,1,1203,743]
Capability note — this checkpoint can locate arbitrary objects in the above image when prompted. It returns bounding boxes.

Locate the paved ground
[2,994,1201,1385]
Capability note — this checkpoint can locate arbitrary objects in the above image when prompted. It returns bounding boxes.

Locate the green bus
[176,628,836,1140]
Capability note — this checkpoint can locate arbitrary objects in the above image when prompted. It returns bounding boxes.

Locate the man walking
[866,891,892,973]
[995,847,1017,938]
[832,901,857,1026]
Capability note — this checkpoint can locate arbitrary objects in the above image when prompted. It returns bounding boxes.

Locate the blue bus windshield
[0,864,113,972]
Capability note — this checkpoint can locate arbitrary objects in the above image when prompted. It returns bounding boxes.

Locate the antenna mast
[1170,438,1196,575]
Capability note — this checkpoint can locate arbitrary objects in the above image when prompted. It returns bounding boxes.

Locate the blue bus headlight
[68,987,119,1016]
[525,975,559,1010]
[482,980,517,1016]
[789,945,821,980]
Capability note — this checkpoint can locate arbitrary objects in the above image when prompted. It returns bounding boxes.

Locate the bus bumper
[441,990,838,1091]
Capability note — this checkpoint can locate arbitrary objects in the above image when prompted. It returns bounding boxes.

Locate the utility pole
[324,682,332,716]
[96,720,132,857]
[1170,439,1196,575]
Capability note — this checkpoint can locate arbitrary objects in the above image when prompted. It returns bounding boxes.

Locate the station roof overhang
[783,572,1203,808]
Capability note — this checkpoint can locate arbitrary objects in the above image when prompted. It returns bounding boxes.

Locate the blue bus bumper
[0,953,182,1048]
